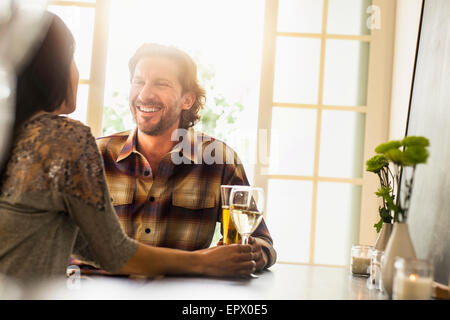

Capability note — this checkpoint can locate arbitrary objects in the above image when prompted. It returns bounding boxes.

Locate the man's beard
[132,98,181,136]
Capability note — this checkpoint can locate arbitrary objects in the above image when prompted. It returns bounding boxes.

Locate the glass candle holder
[369,249,384,290]
[351,244,374,277]
[393,257,433,300]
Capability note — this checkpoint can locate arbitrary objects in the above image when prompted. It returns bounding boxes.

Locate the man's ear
[181,92,196,110]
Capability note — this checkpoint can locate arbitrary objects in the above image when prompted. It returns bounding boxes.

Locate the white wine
[230,205,263,236]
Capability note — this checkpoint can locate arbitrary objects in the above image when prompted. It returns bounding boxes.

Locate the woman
[0,12,255,283]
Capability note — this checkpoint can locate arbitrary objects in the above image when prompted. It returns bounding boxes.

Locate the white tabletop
[28,263,388,300]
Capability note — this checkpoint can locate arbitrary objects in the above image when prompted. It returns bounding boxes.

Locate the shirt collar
[116,127,138,162]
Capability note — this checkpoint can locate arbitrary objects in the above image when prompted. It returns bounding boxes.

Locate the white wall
[389,0,423,140]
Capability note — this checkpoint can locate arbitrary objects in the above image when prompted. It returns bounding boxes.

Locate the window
[256,0,395,266]
[47,0,110,137]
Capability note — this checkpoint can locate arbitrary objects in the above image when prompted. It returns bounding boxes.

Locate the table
[29,263,388,300]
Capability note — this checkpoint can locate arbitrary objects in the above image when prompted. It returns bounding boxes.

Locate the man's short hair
[128,43,206,129]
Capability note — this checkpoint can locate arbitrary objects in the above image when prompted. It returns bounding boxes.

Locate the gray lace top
[0,113,138,282]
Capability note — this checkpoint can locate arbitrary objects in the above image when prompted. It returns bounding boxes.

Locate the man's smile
[135,98,164,115]
[136,105,162,113]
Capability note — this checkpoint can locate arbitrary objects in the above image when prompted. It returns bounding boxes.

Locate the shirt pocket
[106,175,134,206]
[172,190,216,210]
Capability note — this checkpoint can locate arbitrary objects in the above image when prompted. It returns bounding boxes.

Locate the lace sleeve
[70,125,106,210]
[0,114,106,210]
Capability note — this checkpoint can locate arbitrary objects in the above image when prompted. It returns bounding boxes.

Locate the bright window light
[103,0,265,182]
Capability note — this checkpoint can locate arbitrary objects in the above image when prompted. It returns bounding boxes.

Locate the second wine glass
[229,186,265,245]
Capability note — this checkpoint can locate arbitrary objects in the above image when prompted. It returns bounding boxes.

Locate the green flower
[375,140,402,154]
[366,155,388,173]
[368,136,429,228]
[403,145,429,165]
[384,148,405,165]
[402,136,429,147]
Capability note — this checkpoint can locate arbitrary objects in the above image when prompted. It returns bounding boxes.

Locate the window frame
[47,0,111,137]
[254,0,396,266]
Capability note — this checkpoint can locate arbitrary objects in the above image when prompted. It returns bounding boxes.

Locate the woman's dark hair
[0,11,75,179]
[15,11,75,127]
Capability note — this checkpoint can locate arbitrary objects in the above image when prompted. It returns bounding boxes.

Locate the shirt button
[144,170,150,176]
[149,196,155,202]
[145,228,151,234]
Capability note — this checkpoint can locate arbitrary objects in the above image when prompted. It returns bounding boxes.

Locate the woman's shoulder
[3,113,106,210]
[25,113,95,152]
[28,113,92,136]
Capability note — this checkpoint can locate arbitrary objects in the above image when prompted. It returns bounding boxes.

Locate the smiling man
[96,43,276,272]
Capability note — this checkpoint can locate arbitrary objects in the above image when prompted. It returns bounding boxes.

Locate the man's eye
[157,81,170,87]
[132,80,144,86]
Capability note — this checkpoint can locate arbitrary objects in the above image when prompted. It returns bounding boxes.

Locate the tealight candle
[351,245,374,277]
[393,257,433,300]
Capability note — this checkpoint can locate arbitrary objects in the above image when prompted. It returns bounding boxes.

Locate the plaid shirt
[96,127,276,268]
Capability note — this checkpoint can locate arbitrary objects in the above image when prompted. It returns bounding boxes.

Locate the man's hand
[248,236,268,272]
[217,237,268,272]
[197,244,256,277]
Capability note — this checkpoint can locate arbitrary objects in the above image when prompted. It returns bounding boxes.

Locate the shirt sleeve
[66,186,138,274]
[222,150,278,269]
[64,127,138,273]
[71,228,99,268]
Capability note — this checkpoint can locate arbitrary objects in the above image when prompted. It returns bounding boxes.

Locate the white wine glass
[229,186,265,245]
[229,186,265,277]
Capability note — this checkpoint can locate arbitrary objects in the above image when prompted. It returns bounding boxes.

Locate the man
[97,43,276,271]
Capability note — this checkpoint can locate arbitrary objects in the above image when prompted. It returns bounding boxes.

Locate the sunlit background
[49,0,264,183]
[44,0,392,268]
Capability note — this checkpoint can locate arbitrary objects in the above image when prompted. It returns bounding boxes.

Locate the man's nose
[138,83,156,101]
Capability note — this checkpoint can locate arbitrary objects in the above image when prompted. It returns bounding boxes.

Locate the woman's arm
[66,125,255,278]
[118,242,256,277]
